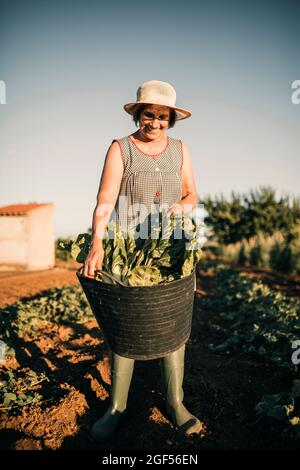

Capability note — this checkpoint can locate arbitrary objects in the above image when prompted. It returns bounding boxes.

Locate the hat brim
[123,101,191,121]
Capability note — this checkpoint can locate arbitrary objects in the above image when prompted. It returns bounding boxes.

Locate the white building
[0,203,55,271]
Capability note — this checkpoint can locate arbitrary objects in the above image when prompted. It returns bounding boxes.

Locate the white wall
[0,216,28,268]
[0,204,55,270]
[27,205,55,269]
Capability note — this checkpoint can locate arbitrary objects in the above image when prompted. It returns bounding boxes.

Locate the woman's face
[138,104,171,141]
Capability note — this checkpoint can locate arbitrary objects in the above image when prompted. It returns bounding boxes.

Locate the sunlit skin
[132,104,171,147]
[83,105,198,277]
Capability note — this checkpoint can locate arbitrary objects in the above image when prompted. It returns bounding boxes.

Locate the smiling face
[138,104,171,142]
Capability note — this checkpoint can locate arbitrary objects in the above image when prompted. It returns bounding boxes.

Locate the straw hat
[124,80,191,121]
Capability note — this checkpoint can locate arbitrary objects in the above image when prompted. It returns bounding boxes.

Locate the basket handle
[77,265,127,287]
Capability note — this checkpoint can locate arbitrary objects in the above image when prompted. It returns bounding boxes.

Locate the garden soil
[0,259,299,450]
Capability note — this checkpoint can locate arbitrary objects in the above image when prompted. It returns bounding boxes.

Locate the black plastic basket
[76,267,196,360]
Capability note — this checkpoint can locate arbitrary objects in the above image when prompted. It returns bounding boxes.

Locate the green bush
[55,238,72,261]
[238,242,248,265]
[269,241,282,272]
[249,239,269,268]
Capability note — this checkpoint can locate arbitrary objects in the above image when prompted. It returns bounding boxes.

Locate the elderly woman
[83,80,202,441]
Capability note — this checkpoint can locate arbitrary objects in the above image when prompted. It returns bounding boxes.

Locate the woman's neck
[133,130,167,144]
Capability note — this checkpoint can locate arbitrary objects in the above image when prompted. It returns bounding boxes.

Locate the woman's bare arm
[90,141,124,247]
[170,141,199,215]
[83,141,124,278]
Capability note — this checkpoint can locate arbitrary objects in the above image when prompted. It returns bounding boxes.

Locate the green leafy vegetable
[61,210,204,286]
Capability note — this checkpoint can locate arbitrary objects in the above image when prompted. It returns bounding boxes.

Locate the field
[0,258,299,450]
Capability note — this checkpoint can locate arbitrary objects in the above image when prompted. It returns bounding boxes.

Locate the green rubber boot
[160,344,203,435]
[90,352,135,442]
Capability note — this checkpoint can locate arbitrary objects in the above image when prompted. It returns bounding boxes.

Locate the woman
[83,80,202,441]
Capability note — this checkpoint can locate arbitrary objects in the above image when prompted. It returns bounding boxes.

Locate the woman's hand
[168,202,184,216]
[82,243,104,278]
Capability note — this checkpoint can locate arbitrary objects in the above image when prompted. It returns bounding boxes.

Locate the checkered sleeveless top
[111,135,183,228]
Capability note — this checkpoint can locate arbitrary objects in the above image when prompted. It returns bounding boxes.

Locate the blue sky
[0,0,299,237]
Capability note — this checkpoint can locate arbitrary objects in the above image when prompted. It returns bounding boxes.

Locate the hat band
[137,97,176,107]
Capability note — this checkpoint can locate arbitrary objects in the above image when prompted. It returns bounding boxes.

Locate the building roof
[0,203,53,216]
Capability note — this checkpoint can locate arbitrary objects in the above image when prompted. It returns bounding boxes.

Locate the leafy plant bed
[196,262,300,439]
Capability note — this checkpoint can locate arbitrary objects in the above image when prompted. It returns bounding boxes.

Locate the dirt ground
[0,259,299,450]
[0,259,81,309]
